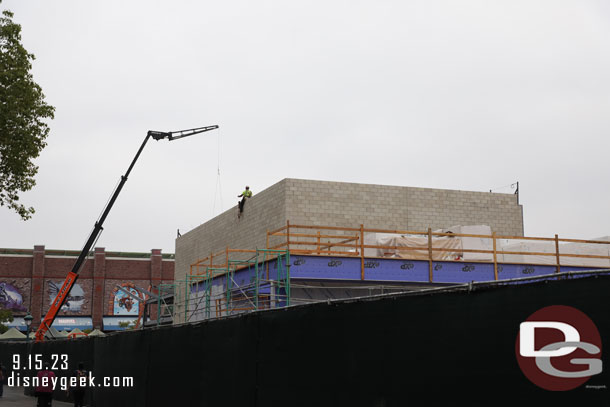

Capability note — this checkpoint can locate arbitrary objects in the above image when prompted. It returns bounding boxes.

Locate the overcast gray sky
[1,0,609,254]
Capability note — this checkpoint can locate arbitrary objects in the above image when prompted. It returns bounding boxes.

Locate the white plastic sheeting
[364,225,492,261]
[364,226,610,267]
[498,240,610,267]
[436,225,493,261]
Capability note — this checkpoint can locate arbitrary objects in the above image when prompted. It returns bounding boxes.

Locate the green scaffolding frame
[158,249,290,325]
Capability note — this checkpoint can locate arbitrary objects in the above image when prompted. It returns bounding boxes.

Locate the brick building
[0,246,174,332]
[175,178,524,282]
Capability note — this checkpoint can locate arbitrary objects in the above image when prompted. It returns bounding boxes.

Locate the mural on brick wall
[47,280,90,314]
[0,280,29,312]
[111,282,144,316]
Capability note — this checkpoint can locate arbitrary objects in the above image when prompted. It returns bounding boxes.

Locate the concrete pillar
[30,245,45,326]
[92,247,106,330]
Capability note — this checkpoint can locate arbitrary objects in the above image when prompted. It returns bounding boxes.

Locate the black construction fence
[1,274,609,406]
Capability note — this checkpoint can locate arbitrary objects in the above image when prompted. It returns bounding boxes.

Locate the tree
[0,3,54,220]
[0,308,14,334]
[118,320,137,330]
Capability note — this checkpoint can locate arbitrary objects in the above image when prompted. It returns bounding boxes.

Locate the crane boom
[34,125,218,341]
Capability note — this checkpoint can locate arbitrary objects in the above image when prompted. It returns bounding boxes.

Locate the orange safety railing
[190,248,258,277]
[190,220,610,283]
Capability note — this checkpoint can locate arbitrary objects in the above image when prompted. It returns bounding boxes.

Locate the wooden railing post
[266,230,270,280]
[286,220,290,251]
[555,234,561,273]
[360,224,365,281]
[492,232,498,280]
[317,231,321,254]
[428,228,433,282]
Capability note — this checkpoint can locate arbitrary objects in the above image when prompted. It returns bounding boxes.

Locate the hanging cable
[212,127,223,216]
[217,129,223,210]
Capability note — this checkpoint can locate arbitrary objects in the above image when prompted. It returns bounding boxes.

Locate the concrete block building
[175,178,524,282]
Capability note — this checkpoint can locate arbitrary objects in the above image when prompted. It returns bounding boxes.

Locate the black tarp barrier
[1,275,608,406]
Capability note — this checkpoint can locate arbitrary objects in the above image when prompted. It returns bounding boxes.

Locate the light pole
[24,312,33,340]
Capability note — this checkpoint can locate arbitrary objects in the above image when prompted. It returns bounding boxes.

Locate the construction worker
[237,186,252,218]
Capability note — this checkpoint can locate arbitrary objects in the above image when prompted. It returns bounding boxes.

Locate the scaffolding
[157,249,290,325]
[157,222,610,326]
[152,283,176,326]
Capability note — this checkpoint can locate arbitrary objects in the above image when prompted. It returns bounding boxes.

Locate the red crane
[34,125,218,341]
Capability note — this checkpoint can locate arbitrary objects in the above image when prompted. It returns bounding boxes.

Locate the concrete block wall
[285,180,410,230]
[403,186,521,234]
[175,178,523,283]
[175,179,287,283]
[285,179,522,236]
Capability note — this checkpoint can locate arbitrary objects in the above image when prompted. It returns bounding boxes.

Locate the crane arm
[34,125,218,341]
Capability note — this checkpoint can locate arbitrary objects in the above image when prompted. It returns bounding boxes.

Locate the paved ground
[0,386,72,406]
